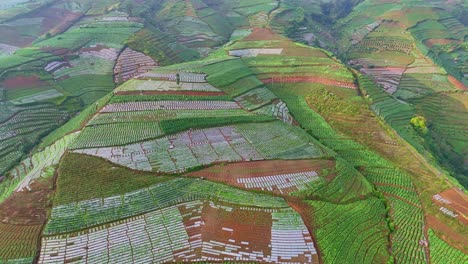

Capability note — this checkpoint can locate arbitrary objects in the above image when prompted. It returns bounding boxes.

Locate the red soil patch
[0,178,53,225]
[427,215,468,253]
[39,47,70,56]
[176,200,272,261]
[0,27,35,47]
[115,90,226,96]
[176,199,317,263]
[286,197,322,264]
[424,39,459,48]
[433,187,468,225]
[244,27,285,41]
[39,8,82,36]
[262,76,356,89]
[80,44,106,53]
[201,201,272,255]
[448,75,467,91]
[3,76,48,90]
[0,178,52,259]
[187,159,334,195]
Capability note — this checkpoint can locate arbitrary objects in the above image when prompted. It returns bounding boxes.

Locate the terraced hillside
[0,1,466,264]
[0,0,285,177]
[0,0,146,180]
[323,0,468,187]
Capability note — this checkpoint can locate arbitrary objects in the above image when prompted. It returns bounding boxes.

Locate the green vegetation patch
[49,167,287,234]
[308,198,390,264]
[71,122,163,149]
[110,94,232,103]
[202,58,255,88]
[428,229,467,264]
[160,115,275,136]
[54,153,171,205]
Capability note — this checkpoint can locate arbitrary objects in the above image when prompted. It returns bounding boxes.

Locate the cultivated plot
[41,199,317,263]
[73,122,326,173]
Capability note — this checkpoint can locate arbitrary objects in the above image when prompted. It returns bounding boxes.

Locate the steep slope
[0,0,144,179]
[0,1,466,264]
[270,0,468,188]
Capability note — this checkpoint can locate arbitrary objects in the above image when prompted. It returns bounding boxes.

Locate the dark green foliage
[39,92,113,148]
[126,28,200,65]
[55,153,171,205]
[160,115,275,135]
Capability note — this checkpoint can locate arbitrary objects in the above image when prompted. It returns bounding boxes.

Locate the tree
[410,115,428,134]
[126,2,134,16]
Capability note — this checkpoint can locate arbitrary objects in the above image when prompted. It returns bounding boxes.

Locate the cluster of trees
[410,115,428,134]
[318,0,362,25]
[410,115,467,187]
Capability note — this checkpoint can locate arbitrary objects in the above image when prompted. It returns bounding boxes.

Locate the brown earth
[0,27,36,47]
[427,215,468,253]
[175,200,273,261]
[433,187,468,225]
[424,39,459,48]
[184,0,196,17]
[3,75,48,90]
[79,44,107,53]
[188,159,333,179]
[39,8,82,36]
[187,159,334,195]
[0,178,53,260]
[244,27,285,41]
[201,201,273,256]
[0,178,53,225]
[282,46,329,57]
[262,76,356,89]
[39,47,71,56]
[287,197,323,264]
[448,75,468,91]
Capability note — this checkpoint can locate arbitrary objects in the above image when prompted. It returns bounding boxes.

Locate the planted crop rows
[45,177,289,234]
[116,79,221,93]
[41,199,317,263]
[2,133,79,198]
[428,229,467,264]
[140,72,207,83]
[254,100,294,124]
[235,87,277,110]
[100,101,240,112]
[188,159,333,195]
[114,48,158,83]
[88,109,253,126]
[308,198,390,264]
[272,85,429,263]
[0,106,69,177]
[73,121,325,173]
